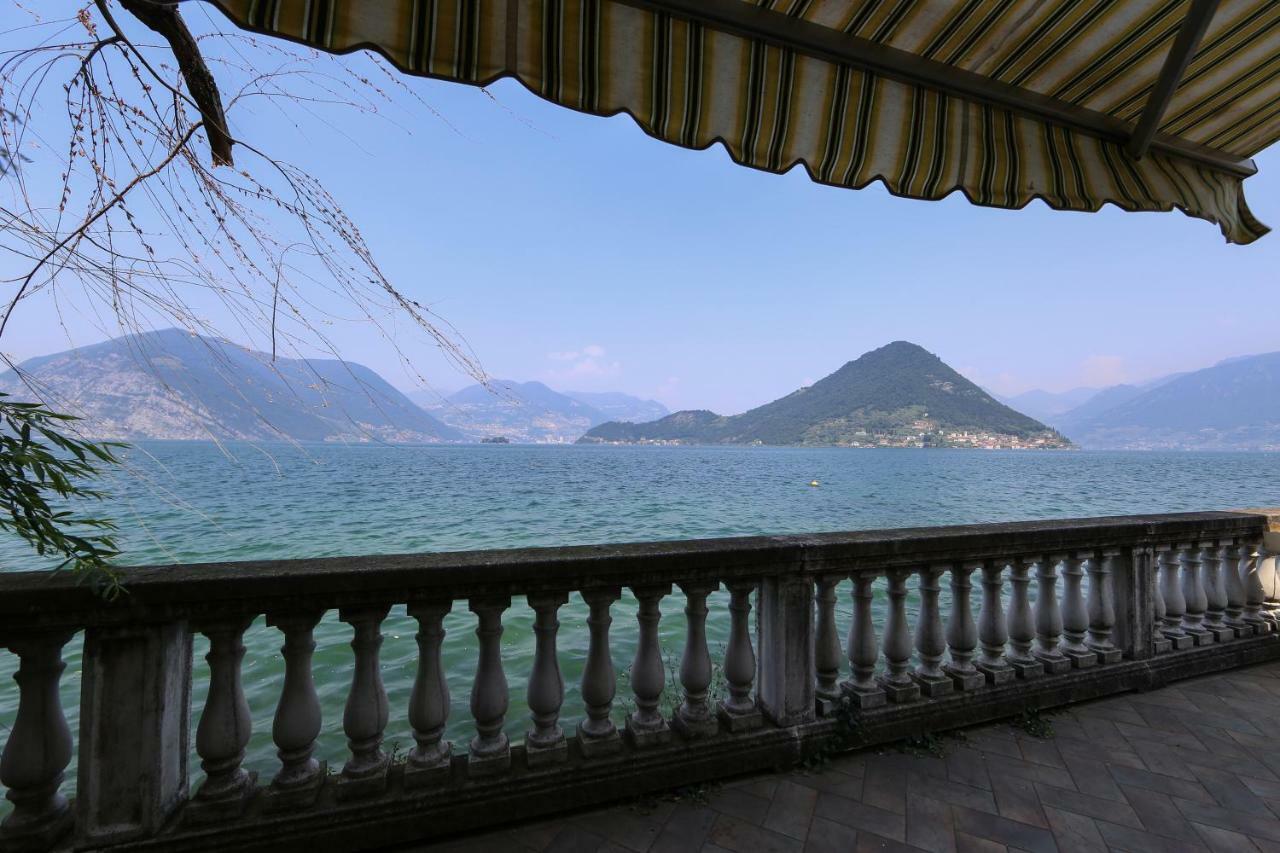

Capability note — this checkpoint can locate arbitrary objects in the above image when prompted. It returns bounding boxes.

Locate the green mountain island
[579,342,1070,449]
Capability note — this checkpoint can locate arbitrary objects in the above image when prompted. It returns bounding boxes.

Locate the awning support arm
[620,0,1254,178]
[1127,0,1220,160]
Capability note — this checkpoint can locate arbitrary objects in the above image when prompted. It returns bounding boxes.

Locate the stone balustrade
[1,510,1278,852]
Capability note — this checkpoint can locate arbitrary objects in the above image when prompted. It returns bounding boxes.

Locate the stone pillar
[675,582,720,738]
[1202,542,1233,642]
[1006,558,1043,679]
[77,622,191,845]
[718,581,762,731]
[579,587,623,756]
[1223,542,1249,637]
[975,561,1014,684]
[912,566,952,698]
[189,617,256,820]
[1033,556,1070,674]
[264,611,325,809]
[337,606,391,799]
[405,600,453,786]
[1059,555,1094,668]
[1158,546,1191,649]
[813,576,844,714]
[468,597,511,776]
[525,593,568,767]
[626,585,672,747]
[756,574,816,726]
[1111,546,1154,661]
[841,573,885,708]
[1179,544,1213,645]
[1,630,76,851]
[878,570,920,703]
[943,563,983,691]
[1085,551,1122,664]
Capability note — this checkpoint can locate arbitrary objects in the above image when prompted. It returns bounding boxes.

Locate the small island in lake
[480,436,512,444]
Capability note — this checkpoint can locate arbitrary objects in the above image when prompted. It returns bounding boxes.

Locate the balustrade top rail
[1,510,1273,633]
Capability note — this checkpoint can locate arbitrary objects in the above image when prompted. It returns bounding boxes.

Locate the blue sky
[4,4,1278,415]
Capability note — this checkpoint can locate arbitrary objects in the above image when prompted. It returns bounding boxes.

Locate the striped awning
[209,0,1278,244]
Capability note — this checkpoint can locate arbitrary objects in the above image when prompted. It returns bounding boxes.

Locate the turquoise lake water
[1,442,1277,801]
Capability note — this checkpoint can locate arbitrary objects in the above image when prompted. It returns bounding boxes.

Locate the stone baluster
[1059,555,1094,668]
[1201,541,1233,642]
[1006,558,1043,678]
[1223,542,1249,637]
[190,617,256,819]
[1241,540,1270,634]
[626,585,672,747]
[337,606,391,798]
[1033,556,1070,674]
[1158,546,1191,649]
[579,587,623,756]
[814,575,844,713]
[976,561,1014,684]
[944,563,984,690]
[1152,547,1170,654]
[1179,544,1212,645]
[1085,551,1122,663]
[525,593,569,767]
[878,570,920,702]
[842,573,886,707]
[264,612,324,808]
[1263,546,1280,619]
[405,600,453,786]
[0,631,75,850]
[718,581,762,731]
[913,566,952,697]
[675,582,720,737]
[468,597,512,776]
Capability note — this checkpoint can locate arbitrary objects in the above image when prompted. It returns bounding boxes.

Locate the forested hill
[580,342,1068,448]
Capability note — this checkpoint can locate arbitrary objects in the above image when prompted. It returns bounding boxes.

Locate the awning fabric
[209,0,1277,244]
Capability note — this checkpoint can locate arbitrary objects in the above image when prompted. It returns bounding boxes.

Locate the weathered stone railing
[1,510,1278,852]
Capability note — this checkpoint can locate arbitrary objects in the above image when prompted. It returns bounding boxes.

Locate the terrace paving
[405,660,1280,852]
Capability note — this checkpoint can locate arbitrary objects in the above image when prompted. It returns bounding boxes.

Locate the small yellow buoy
[808,480,820,487]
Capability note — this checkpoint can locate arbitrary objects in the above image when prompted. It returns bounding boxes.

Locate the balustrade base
[1033,653,1072,675]
[672,713,720,739]
[184,771,258,825]
[1152,636,1173,654]
[335,757,390,801]
[910,672,953,699]
[1089,646,1123,665]
[878,677,920,704]
[974,662,1015,686]
[1008,659,1044,679]
[815,693,842,717]
[840,682,887,710]
[404,750,454,788]
[524,738,568,768]
[263,764,326,812]
[0,805,74,853]
[1204,624,1236,643]
[943,665,985,692]
[624,715,672,748]
[1163,631,1195,650]
[577,723,623,758]
[1186,627,1215,646]
[467,748,511,778]
[1062,648,1097,669]
[717,703,763,733]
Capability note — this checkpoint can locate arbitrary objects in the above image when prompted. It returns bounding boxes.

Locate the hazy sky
[5,4,1279,415]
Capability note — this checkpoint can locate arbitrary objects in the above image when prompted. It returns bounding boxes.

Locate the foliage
[1010,708,1055,739]
[0,393,123,595]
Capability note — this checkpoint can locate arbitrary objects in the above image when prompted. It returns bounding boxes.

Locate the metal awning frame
[620,0,1257,178]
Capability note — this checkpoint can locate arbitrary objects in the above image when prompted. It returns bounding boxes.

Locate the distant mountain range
[0,329,460,443]
[580,342,1069,449]
[418,381,668,443]
[1036,352,1280,450]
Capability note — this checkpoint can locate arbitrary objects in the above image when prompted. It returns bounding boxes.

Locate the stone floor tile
[1015,739,1066,771]
[954,831,1006,853]
[813,792,905,841]
[1110,763,1216,802]
[706,813,805,853]
[571,807,667,852]
[763,780,819,841]
[1042,804,1106,853]
[946,748,993,792]
[650,831,706,853]
[545,825,611,853]
[726,776,780,800]
[1054,735,1147,770]
[907,770,998,814]
[1122,785,1200,840]
[1131,737,1199,781]
[1033,782,1143,829]
[854,832,918,852]
[1174,797,1280,844]
[905,793,955,853]
[705,787,772,826]
[790,767,865,800]
[1187,764,1277,817]
[859,757,908,815]
[1060,753,1122,801]
[803,816,858,853]
[1190,821,1264,853]
[663,803,719,845]
[981,754,1077,791]
[990,773,1048,829]
[1095,819,1210,852]
[949,805,1057,853]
